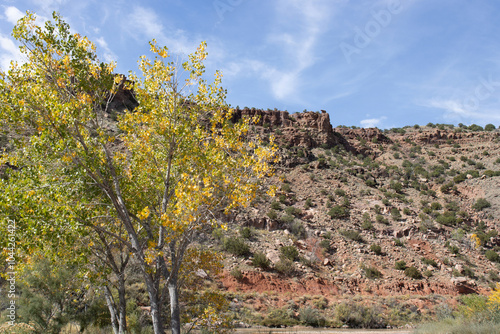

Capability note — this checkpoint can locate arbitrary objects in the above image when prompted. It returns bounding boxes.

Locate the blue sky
[1,0,500,129]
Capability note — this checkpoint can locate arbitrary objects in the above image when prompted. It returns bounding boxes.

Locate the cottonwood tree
[0,12,277,334]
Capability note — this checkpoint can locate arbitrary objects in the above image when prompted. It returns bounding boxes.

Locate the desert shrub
[485,123,496,131]
[280,245,299,261]
[285,206,302,216]
[252,252,270,269]
[365,178,376,187]
[390,208,401,221]
[361,219,373,230]
[281,183,292,193]
[304,198,314,209]
[261,308,298,327]
[299,307,326,327]
[422,257,438,267]
[405,266,422,279]
[275,258,294,276]
[475,162,486,170]
[473,198,491,211]
[223,237,250,257]
[267,209,278,220]
[239,226,253,239]
[280,213,295,224]
[447,244,460,255]
[376,214,389,225]
[289,221,307,239]
[463,266,475,278]
[431,202,442,210]
[212,227,224,241]
[362,265,382,279]
[395,260,407,270]
[328,205,349,219]
[453,173,467,183]
[436,211,458,226]
[319,239,331,250]
[270,201,282,210]
[370,244,382,255]
[335,302,386,329]
[485,250,500,262]
[423,270,433,278]
[335,189,346,197]
[340,229,362,242]
[394,239,405,247]
[390,181,403,193]
[230,267,243,280]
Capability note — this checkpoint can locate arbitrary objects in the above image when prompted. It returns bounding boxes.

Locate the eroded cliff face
[232,108,350,150]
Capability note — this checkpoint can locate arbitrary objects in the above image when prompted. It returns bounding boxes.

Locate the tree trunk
[144,275,164,334]
[104,281,127,334]
[117,274,127,334]
[104,286,119,334]
[168,277,181,334]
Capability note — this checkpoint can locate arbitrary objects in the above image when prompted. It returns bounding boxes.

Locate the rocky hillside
[214,108,500,328]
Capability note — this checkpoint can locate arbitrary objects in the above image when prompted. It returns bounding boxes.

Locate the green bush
[280,213,295,224]
[261,308,298,327]
[390,208,401,221]
[267,209,278,220]
[299,307,326,327]
[280,245,299,261]
[370,244,382,255]
[270,201,282,210]
[473,198,491,211]
[485,123,496,131]
[304,198,313,209]
[223,237,250,257]
[319,239,331,251]
[340,229,362,242]
[285,206,302,216]
[239,226,253,239]
[422,257,438,267]
[485,250,500,262]
[289,221,307,239]
[395,260,407,270]
[230,267,243,280]
[335,189,346,197]
[275,258,294,276]
[335,302,387,329]
[405,266,422,279]
[328,205,349,219]
[252,252,271,269]
[362,265,382,279]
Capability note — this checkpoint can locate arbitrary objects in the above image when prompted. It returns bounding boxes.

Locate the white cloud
[4,6,24,24]
[360,116,386,128]
[95,37,117,63]
[259,0,332,101]
[419,98,500,124]
[0,34,24,71]
[125,6,197,55]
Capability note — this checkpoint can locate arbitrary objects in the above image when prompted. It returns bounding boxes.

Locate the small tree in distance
[0,12,277,334]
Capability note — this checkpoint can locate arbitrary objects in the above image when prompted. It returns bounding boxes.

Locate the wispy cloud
[360,116,387,128]
[267,0,331,100]
[419,98,500,124]
[95,36,117,63]
[124,5,197,55]
[4,6,24,24]
[0,34,24,70]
